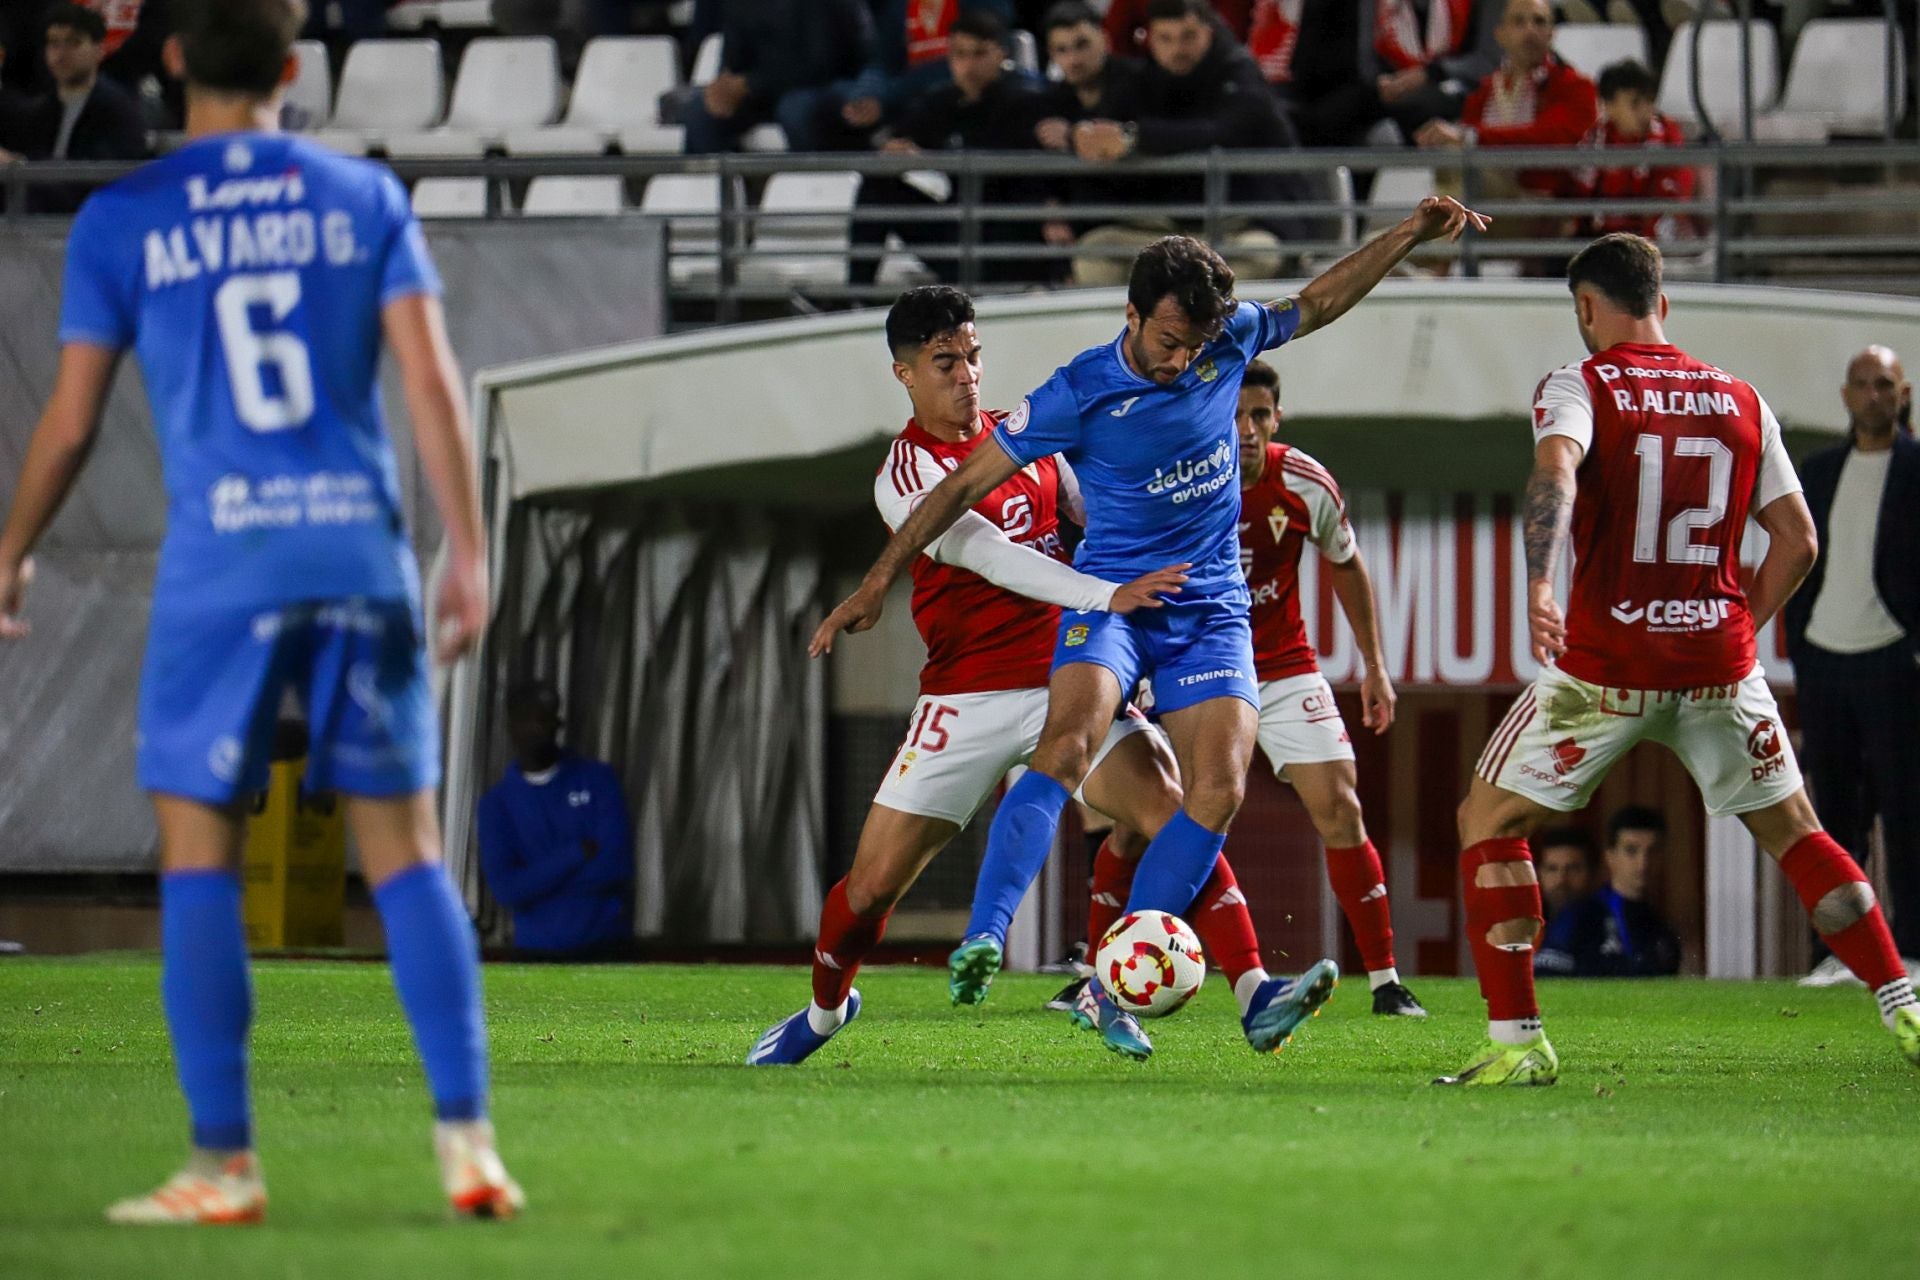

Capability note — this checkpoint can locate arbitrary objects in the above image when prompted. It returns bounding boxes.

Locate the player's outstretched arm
[1748,492,1818,631]
[1288,196,1489,340]
[0,343,119,639]
[937,512,1188,615]
[384,293,488,665]
[810,442,1021,656]
[1326,549,1396,733]
[1521,436,1583,664]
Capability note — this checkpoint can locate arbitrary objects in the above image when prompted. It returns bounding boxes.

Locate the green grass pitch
[2,957,1916,1279]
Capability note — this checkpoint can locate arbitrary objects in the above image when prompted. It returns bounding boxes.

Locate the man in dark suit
[1784,345,1920,984]
[15,4,148,213]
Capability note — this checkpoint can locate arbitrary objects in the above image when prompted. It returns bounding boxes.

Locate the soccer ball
[1096,910,1206,1018]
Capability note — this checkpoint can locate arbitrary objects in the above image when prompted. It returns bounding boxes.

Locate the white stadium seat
[741,171,861,290]
[388,37,561,156]
[312,39,444,154]
[286,40,331,130]
[691,32,723,84]
[1657,21,1780,139]
[411,177,489,218]
[1364,165,1436,237]
[1011,29,1040,74]
[508,37,685,155]
[1552,21,1650,82]
[522,176,626,217]
[640,173,747,286]
[1756,19,1906,141]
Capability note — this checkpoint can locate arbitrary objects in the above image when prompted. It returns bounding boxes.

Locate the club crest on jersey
[897,750,918,778]
[1064,625,1090,648]
[1004,399,1030,435]
[1196,360,1219,383]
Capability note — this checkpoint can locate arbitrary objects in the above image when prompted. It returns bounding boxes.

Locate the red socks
[810,879,889,1010]
[1085,838,1134,954]
[1190,855,1264,990]
[1325,841,1396,975]
[1779,833,1906,992]
[1084,844,1262,989]
[1461,838,1543,1022]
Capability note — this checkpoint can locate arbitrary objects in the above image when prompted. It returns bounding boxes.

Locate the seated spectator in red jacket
[1569,59,1697,242]
[1367,0,1500,138]
[1104,0,1252,54]
[1414,0,1596,198]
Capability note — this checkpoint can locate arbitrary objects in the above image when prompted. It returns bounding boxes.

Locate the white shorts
[1476,663,1802,817]
[1255,672,1355,781]
[873,688,1163,827]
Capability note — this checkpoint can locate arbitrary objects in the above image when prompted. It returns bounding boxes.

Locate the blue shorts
[1052,592,1259,716]
[138,597,440,805]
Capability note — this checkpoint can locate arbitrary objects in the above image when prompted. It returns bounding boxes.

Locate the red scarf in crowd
[905,0,959,67]
[1373,0,1474,71]
[84,0,144,58]
[1248,0,1303,84]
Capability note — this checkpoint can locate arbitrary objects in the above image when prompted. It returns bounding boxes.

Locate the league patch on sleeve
[1005,398,1031,435]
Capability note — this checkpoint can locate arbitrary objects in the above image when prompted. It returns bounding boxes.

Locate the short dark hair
[174,0,307,97]
[1606,804,1667,848]
[1044,1,1102,33]
[886,285,976,358]
[505,678,561,719]
[1535,826,1598,868]
[1127,236,1237,338]
[1597,59,1658,102]
[1567,232,1662,318]
[1145,0,1209,21]
[44,3,107,43]
[950,9,1010,48]
[1242,358,1280,400]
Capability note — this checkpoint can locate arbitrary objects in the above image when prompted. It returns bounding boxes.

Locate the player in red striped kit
[751,286,1285,1064]
[1062,359,1427,1019]
[1439,233,1920,1086]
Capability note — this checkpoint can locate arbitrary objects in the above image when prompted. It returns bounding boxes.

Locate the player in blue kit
[0,0,521,1222]
[813,199,1486,1059]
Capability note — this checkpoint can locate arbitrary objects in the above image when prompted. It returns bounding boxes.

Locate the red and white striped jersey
[1532,342,1801,690]
[875,413,1069,696]
[1238,443,1356,682]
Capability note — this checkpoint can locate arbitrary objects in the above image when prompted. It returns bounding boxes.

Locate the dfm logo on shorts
[1146,439,1234,506]
[1609,597,1734,632]
[1747,718,1787,782]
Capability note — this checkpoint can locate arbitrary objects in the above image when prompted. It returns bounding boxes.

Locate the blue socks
[160,870,254,1151]
[963,771,1073,945]
[1126,811,1227,915]
[374,862,490,1122]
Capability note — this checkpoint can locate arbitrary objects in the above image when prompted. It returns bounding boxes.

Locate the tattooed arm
[1523,435,1584,664]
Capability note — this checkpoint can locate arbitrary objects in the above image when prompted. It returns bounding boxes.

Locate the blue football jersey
[58,132,441,610]
[994,299,1300,597]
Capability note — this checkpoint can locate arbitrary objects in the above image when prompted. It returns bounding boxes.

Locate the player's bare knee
[1315,792,1365,848]
[1185,776,1245,831]
[1811,881,1875,934]
[845,872,903,919]
[1031,736,1098,789]
[1487,917,1541,949]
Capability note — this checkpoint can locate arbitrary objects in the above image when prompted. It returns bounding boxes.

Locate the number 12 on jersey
[1632,433,1732,566]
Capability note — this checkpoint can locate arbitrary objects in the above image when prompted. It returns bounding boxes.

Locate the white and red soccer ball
[1095,910,1206,1018]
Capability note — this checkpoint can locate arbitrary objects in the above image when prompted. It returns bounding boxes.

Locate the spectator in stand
[1033,2,1145,267]
[849,11,1051,288]
[477,680,636,960]
[1534,825,1598,928]
[1414,0,1595,191]
[1255,0,1376,147]
[1068,0,1308,288]
[1103,0,1253,53]
[819,0,1017,150]
[1536,806,1683,978]
[681,0,873,153]
[1785,345,1920,987]
[1569,59,1697,243]
[0,31,28,162]
[13,4,147,213]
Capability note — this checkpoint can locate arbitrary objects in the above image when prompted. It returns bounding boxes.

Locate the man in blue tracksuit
[477,681,634,958]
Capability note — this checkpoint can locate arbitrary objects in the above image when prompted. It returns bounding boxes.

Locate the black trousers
[1796,639,1920,956]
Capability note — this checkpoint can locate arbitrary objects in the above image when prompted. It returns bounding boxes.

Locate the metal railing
[6,139,1919,322]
